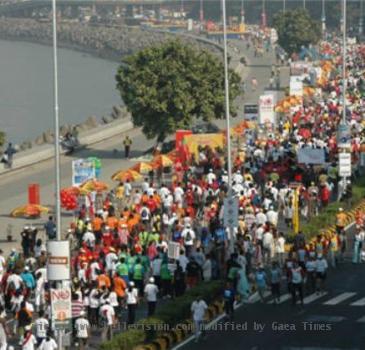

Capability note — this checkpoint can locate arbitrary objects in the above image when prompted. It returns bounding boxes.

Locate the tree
[273,8,321,56]
[116,40,240,143]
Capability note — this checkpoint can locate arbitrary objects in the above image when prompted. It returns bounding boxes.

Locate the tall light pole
[52,1,63,349]
[283,0,286,13]
[200,0,204,23]
[261,0,266,28]
[303,0,306,9]
[360,0,364,35]
[222,0,234,253]
[240,0,244,23]
[52,0,61,242]
[342,0,347,124]
[321,0,326,33]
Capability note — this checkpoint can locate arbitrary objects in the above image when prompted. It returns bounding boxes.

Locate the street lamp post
[321,0,326,33]
[303,0,306,9]
[240,0,244,23]
[283,0,286,13]
[200,0,204,23]
[262,0,266,28]
[221,0,234,253]
[52,1,64,349]
[360,0,364,35]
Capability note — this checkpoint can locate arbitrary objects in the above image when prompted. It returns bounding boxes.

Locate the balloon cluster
[60,189,77,210]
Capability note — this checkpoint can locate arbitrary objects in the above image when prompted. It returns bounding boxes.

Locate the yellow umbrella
[80,179,109,192]
[111,169,142,182]
[151,155,173,168]
[11,204,49,218]
[131,162,153,174]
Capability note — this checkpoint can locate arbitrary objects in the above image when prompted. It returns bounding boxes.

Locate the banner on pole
[47,241,70,281]
[51,287,72,330]
[339,152,351,177]
[223,197,239,228]
[72,159,96,186]
[337,123,351,149]
[258,94,275,125]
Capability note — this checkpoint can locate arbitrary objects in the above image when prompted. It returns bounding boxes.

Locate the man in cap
[144,277,159,316]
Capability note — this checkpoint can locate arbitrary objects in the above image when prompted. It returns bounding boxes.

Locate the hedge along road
[0,39,285,253]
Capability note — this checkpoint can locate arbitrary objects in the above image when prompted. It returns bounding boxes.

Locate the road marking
[303,292,328,304]
[268,293,291,304]
[356,315,365,323]
[323,292,357,305]
[350,297,365,306]
[282,347,359,350]
[249,291,271,303]
[304,315,346,323]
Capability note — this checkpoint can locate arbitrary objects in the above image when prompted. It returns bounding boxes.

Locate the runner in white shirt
[22,327,37,350]
[38,336,57,350]
[315,254,328,294]
[99,300,115,341]
[191,297,208,341]
[75,312,90,350]
[144,277,159,316]
[126,282,139,325]
[34,311,49,345]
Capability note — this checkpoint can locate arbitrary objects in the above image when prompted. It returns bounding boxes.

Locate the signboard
[337,123,351,148]
[51,288,72,330]
[47,241,70,281]
[290,76,303,97]
[339,152,351,177]
[298,148,326,164]
[168,241,180,260]
[223,197,239,228]
[72,159,95,186]
[243,104,258,121]
[258,94,275,125]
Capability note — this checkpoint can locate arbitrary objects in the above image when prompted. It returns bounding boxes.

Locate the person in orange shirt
[97,271,111,289]
[141,192,149,205]
[107,215,118,230]
[93,214,103,244]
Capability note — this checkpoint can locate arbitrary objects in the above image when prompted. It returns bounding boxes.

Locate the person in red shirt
[146,195,157,214]
[102,227,113,247]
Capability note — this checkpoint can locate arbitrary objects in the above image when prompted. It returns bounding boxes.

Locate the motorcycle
[60,134,80,154]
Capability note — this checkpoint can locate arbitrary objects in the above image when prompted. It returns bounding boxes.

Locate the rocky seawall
[0,18,223,62]
[0,18,224,151]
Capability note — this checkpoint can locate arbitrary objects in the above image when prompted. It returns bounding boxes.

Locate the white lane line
[303,292,328,304]
[350,297,365,306]
[323,292,357,305]
[356,315,365,323]
[249,291,271,303]
[282,347,359,350]
[268,293,291,304]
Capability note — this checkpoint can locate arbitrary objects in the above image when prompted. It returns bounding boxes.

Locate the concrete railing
[0,119,134,175]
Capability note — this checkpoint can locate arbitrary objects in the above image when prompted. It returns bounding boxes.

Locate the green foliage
[101,280,224,349]
[273,8,321,56]
[116,40,240,142]
[0,130,5,148]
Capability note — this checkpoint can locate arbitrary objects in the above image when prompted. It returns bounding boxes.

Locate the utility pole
[241,0,245,24]
[322,0,326,34]
[222,0,234,253]
[360,0,364,35]
[200,0,204,23]
[262,0,266,28]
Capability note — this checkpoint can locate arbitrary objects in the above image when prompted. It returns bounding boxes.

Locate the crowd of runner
[1,34,365,349]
